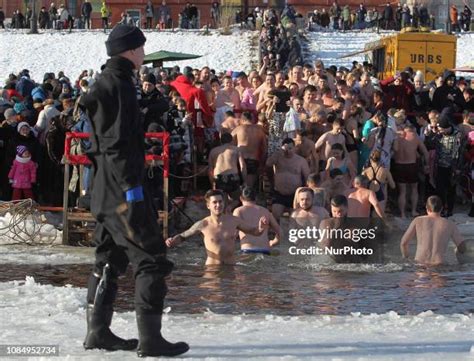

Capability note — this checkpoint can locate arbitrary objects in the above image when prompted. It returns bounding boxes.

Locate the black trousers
[435,166,456,214]
[87,190,173,312]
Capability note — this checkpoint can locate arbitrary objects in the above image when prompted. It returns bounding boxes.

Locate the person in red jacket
[170,72,214,161]
[380,72,414,113]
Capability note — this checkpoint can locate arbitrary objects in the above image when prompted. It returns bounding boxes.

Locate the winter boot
[136,311,189,357]
[84,304,138,351]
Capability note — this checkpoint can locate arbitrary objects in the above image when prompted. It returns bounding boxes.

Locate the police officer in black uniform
[80,24,189,357]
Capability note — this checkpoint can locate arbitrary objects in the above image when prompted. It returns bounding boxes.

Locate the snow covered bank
[0,29,254,85]
[1,277,474,360]
[305,31,474,71]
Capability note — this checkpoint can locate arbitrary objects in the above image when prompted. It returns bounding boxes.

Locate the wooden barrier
[62,132,170,245]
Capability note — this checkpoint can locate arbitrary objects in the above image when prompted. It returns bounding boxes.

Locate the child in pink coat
[8,145,37,200]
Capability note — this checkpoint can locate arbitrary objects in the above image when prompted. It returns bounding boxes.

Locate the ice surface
[1,278,474,360]
[0,29,254,86]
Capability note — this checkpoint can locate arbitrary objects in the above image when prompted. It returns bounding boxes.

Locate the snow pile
[0,29,254,85]
[0,211,61,246]
[1,278,474,360]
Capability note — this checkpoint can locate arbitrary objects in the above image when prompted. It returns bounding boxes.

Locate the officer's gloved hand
[125,186,144,203]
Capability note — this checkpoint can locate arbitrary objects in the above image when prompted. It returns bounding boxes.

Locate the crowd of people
[1,58,473,217]
[307,2,472,32]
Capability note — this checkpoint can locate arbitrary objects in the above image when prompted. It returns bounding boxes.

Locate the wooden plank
[62,164,70,245]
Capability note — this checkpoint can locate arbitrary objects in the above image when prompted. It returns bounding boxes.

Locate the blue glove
[125,186,144,203]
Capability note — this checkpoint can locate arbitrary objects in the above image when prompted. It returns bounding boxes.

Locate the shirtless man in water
[166,190,268,265]
[232,111,267,188]
[266,138,310,222]
[208,133,246,209]
[233,186,280,254]
[291,187,329,226]
[400,196,466,265]
[346,175,385,219]
[393,123,430,218]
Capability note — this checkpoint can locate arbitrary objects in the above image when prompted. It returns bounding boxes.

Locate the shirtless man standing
[233,186,281,254]
[319,195,376,263]
[320,168,349,203]
[232,111,267,188]
[346,175,385,219]
[166,190,268,265]
[208,133,246,208]
[294,130,319,173]
[400,196,466,265]
[392,123,430,218]
[291,187,329,227]
[266,138,310,222]
[315,119,348,169]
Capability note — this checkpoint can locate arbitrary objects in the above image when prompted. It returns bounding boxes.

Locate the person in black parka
[80,24,189,357]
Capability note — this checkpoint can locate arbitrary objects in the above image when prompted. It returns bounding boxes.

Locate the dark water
[1,240,474,315]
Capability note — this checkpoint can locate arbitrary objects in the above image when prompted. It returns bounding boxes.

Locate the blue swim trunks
[240,248,271,255]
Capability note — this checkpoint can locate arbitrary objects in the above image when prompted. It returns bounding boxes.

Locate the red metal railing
[64,132,170,177]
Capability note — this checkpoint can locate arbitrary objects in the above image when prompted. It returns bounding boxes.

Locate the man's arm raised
[166,220,203,247]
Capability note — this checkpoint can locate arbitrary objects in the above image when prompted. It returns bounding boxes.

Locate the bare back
[347,188,374,217]
[234,204,272,250]
[210,144,241,176]
[232,123,266,160]
[403,215,464,265]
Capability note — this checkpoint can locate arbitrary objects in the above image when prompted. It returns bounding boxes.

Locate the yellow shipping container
[342,30,457,82]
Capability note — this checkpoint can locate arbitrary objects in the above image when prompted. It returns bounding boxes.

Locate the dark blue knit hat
[105,24,146,57]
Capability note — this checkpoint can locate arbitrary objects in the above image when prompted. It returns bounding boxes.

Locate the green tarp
[143,50,202,65]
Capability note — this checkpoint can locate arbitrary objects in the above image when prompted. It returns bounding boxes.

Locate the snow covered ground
[0,277,473,360]
[2,29,472,88]
[0,29,254,86]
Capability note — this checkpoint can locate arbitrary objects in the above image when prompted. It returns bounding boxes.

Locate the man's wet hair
[241,111,252,121]
[220,132,233,144]
[297,187,314,198]
[225,110,235,117]
[331,195,348,208]
[282,138,295,146]
[329,168,343,179]
[354,175,369,187]
[426,195,443,213]
[205,189,225,203]
[240,186,256,201]
[303,85,317,94]
[307,173,321,185]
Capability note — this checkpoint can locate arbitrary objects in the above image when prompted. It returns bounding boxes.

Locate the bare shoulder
[319,217,333,228]
[290,208,302,218]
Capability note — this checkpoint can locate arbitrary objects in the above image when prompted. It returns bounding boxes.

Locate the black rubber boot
[136,311,189,357]
[84,304,139,351]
